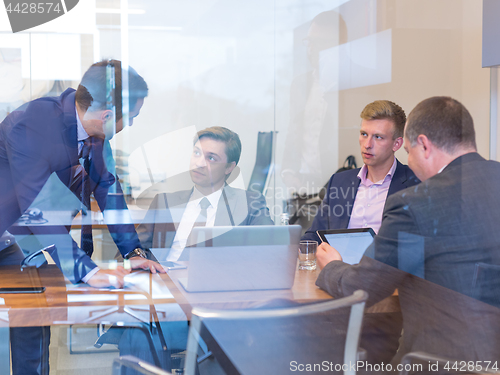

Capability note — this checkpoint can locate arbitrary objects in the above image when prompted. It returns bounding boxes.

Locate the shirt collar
[438,164,448,174]
[75,106,89,142]
[191,186,223,209]
[357,156,397,186]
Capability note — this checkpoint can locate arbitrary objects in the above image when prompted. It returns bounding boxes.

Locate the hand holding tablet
[316,228,375,265]
[316,242,343,270]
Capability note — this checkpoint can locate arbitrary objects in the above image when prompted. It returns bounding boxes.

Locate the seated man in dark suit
[137,126,274,260]
[302,100,419,242]
[316,97,500,368]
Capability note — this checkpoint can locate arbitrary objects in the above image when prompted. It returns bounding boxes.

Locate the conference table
[163,265,399,318]
[0,257,400,374]
[0,261,337,370]
[164,264,400,375]
[0,263,338,328]
[0,264,178,328]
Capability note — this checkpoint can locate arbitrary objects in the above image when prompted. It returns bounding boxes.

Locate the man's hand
[129,256,166,274]
[316,242,343,270]
[87,267,131,288]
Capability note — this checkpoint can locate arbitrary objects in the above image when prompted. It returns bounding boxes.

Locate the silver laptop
[177,225,301,292]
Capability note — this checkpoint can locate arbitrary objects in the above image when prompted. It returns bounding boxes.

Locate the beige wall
[338,0,489,169]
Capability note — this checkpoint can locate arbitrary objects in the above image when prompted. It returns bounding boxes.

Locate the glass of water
[298,240,318,270]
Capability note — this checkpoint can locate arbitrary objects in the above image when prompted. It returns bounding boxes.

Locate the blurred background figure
[281,10,348,194]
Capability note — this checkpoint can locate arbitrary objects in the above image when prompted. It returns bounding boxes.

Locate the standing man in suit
[317,97,500,365]
[0,59,163,286]
[137,126,274,261]
[0,60,163,374]
[302,100,419,242]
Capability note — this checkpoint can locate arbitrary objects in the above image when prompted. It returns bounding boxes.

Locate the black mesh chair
[247,131,275,196]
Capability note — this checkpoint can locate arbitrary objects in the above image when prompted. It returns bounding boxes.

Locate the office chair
[185,290,368,375]
[67,287,172,366]
[112,355,173,375]
[247,131,275,196]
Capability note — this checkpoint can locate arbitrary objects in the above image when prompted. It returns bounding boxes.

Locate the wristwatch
[126,248,147,259]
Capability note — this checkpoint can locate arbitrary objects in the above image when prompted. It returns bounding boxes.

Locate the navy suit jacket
[302,159,419,242]
[0,88,141,282]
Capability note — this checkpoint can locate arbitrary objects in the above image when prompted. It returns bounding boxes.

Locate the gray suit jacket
[317,152,500,363]
[137,185,274,250]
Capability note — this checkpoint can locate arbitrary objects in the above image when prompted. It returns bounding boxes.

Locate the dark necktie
[80,139,93,256]
[186,197,211,247]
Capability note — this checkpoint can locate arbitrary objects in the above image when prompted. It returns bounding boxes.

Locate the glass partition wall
[0,0,489,224]
[0,0,493,373]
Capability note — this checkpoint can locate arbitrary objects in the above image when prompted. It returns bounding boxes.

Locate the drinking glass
[298,240,317,270]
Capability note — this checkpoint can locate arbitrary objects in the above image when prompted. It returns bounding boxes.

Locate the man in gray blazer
[137,126,274,260]
[111,127,274,370]
[316,97,500,366]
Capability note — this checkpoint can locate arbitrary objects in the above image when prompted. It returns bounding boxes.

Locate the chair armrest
[112,355,172,375]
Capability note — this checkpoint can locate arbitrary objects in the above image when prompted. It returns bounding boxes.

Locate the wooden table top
[0,263,334,327]
[163,265,332,319]
[0,265,177,327]
[0,262,399,327]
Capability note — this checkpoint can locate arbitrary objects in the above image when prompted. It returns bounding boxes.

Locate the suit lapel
[61,90,80,188]
[339,178,360,229]
[214,185,248,226]
[388,160,408,196]
[165,189,192,230]
[214,186,232,226]
[331,172,360,229]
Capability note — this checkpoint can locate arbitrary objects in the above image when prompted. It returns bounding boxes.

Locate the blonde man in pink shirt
[302,100,420,242]
[301,100,420,365]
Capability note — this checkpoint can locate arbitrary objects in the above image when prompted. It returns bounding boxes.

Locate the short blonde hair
[360,100,406,139]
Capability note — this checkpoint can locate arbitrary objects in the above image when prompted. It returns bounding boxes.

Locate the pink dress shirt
[347,157,397,233]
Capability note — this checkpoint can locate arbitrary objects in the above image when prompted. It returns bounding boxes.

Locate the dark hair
[360,100,406,139]
[194,126,242,165]
[75,59,148,121]
[406,96,477,153]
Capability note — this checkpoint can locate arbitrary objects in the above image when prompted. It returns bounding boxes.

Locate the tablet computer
[317,228,375,265]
